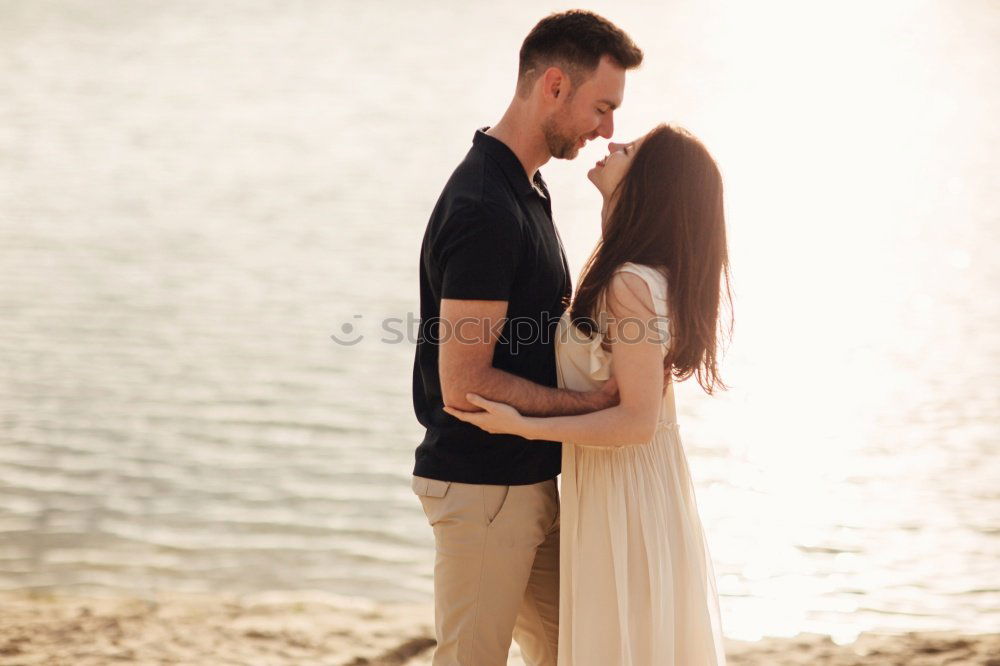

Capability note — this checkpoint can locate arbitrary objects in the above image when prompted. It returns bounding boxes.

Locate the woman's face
[587,135,646,199]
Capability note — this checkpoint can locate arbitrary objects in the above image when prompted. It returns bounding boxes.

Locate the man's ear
[541,66,566,102]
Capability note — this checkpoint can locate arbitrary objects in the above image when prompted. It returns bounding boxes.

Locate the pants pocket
[411,474,451,498]
[483,484,511,527]
[413,475,454,528]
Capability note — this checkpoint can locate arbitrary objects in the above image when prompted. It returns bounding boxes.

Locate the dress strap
[612,262,672,355]
[615,262,669,320]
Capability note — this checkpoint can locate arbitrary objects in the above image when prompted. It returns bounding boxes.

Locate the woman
[445,124,732,665]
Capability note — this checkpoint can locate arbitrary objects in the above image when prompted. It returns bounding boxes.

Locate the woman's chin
[587,176,607,199]
[586,169,601,188]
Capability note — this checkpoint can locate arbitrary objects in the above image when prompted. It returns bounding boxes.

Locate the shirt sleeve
[437,202,522,301]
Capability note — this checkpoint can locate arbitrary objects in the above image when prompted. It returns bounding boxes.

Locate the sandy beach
[0,591,996,666]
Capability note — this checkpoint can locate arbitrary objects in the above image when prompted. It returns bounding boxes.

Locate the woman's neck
[600,194,615,233]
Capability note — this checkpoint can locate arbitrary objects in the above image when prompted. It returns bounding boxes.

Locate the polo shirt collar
[473,127,548,198]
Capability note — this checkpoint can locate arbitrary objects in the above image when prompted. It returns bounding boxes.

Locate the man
[411,11,643,666]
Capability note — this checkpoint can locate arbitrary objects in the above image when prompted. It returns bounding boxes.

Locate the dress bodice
[555,262,678,426]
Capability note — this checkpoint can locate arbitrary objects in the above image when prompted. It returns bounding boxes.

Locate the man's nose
[597,112,614,140]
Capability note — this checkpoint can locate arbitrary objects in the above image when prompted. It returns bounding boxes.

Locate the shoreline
[0,591,996,665]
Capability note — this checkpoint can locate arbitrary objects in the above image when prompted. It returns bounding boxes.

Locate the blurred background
[1,0,997,644]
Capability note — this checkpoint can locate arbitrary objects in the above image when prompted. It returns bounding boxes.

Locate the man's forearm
[466,367,603,417]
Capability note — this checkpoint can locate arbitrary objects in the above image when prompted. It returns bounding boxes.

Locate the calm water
[1,0,997,643]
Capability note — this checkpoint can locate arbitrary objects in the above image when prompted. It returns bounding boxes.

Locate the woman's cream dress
[555,262,727,666]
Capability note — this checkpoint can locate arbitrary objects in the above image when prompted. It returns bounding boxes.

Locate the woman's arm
[437,298,619,416]
[445,272,665,447]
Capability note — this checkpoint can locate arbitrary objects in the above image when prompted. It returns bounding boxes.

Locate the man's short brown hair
[517,10,643,96]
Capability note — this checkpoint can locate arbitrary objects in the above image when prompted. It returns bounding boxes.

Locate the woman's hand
[443,393,528,436]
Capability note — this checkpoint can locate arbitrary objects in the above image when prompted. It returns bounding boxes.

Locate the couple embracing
[411,10,731,666]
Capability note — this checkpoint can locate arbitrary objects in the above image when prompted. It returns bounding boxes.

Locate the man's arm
[439,298,617,417]
[444,272,665,446]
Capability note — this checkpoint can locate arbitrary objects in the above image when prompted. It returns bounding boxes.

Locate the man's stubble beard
[541,109,581,160]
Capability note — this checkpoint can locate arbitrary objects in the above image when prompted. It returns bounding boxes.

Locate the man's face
[541,55,626,160]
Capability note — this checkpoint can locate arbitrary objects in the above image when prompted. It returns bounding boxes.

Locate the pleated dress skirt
[557,423,727,666]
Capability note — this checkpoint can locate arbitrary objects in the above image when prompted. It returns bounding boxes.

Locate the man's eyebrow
[597,99,619,110]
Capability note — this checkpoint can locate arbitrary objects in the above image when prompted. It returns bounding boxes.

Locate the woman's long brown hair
[570,124,734,395]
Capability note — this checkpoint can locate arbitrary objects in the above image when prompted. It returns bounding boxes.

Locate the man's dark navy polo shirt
[412,127,572,485]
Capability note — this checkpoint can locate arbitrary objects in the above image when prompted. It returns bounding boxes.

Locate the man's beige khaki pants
[412,474,560,666]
